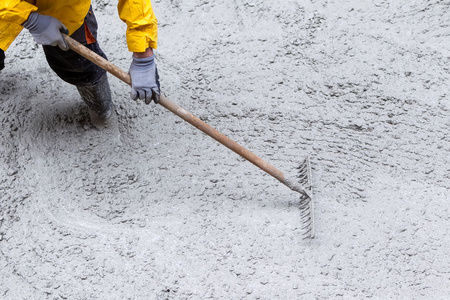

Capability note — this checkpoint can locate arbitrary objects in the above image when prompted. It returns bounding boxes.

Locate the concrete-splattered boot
[76,74,113,128]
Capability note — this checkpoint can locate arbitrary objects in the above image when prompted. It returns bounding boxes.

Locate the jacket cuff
[126,26,158,53]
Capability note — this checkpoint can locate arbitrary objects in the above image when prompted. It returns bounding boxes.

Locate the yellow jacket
[0,0,157,52]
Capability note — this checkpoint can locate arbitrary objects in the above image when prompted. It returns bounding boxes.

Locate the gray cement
[1,0,449,299]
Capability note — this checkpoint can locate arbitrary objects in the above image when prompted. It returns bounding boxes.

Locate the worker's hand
[0,49,4,71]
[129,54,161,104]
[22,12,69,51]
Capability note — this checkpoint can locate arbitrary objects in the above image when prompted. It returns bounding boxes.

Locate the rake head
[297,156,314,239]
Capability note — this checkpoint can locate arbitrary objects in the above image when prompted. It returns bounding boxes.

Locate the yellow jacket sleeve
[0,0,37,25]
[0,21,23,50]
[117,0,158,53]
[0,0,37,50]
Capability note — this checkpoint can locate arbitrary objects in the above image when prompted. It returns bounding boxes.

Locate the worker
[0,1,160,127]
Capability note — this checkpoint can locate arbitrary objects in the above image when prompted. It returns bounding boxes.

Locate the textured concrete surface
[1,0,449,299]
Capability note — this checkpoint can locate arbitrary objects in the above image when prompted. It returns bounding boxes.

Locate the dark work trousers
[0,49,5,70]
[43,7,107,86]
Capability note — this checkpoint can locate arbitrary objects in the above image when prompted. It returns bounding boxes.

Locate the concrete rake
[63,35,314,239]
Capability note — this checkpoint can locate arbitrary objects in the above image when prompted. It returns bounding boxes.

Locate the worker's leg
[42,7,113,122]
[0,49,5,71]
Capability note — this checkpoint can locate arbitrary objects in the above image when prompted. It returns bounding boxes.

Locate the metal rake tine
[298,156,314,239]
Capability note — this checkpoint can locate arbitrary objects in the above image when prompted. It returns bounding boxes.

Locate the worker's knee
[43,42,107,86]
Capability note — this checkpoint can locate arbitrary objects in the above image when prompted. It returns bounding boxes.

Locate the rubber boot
[76,74,113,127]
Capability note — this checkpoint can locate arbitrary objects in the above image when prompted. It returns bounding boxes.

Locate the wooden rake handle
[63,35,308,196]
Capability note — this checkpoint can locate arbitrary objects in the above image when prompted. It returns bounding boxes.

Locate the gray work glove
[22,12,69,51]
[129,55,161,104]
